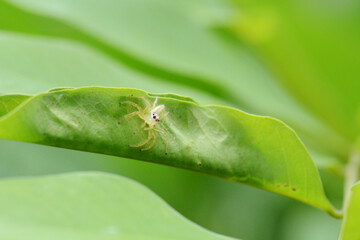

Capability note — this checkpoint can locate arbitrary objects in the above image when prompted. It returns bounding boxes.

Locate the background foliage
[0,0,359,239]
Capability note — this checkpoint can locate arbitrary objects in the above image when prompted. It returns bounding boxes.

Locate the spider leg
[152,97,158,109]
[137,96,152,106]
[141,129,157,151]
[119,111,140,124]
[129,95,151,112]
[120,101,142,111]
[143,105,151,113]
[130,129,153,147]
[140,121,147,128]
[160,112,168,120]
[153,127,168,154]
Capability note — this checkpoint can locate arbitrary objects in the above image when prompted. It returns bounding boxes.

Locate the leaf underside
[0,87,339,217]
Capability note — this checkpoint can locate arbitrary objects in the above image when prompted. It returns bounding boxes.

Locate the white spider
[119,96,169,153]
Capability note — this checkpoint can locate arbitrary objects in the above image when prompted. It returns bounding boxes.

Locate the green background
[1,0,359,239]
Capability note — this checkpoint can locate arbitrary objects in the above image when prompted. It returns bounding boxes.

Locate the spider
[119,96,169,153]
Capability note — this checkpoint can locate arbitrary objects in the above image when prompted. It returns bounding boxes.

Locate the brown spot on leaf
[292,188,297,191]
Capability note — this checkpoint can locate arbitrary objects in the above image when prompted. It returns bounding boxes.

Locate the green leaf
[0,94,30,117]
[339,181,360,240]
[0,172,234,240]
[0,0,349,159]
[0,87,340,217]
[0,26,345,200]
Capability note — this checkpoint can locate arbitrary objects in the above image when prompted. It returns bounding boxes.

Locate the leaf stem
[342,148,360,212]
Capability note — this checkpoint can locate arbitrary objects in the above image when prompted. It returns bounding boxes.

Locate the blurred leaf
[339,181,360,240]
[0,87,339,217]
[0,172,234,240]
[0,31,217,104]
[0,0,349,159]
[277,203,341,240]
[206,180,288,240]
[231,0,360,140]
[0,94,30,117]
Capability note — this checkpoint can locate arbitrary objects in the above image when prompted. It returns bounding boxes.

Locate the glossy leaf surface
[0,87,339,216]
